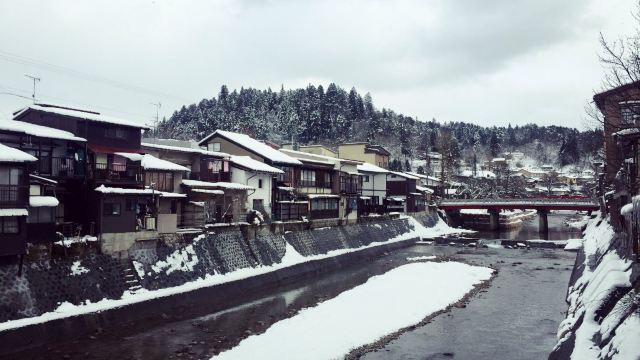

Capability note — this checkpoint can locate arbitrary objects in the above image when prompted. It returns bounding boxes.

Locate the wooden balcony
[89,162,143,184]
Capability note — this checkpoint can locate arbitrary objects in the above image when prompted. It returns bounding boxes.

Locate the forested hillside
[156,84,602,168]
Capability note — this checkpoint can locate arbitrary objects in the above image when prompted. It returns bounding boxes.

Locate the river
[3,212,582,360]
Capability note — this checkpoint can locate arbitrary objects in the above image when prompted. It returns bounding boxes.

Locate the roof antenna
[25,74,40,103]
[150,102,161,141]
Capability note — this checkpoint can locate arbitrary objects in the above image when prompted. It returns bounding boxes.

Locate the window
[105,127,127,139]
[0,168,22,185]
[258,179,263,188]
[27,208,53,223]
[362,175,370,183]
[300,170,316,187]
[103,202,121,216]
[323,172,332,188]
[253,199,264,211]
[29,185,41,196]
[310,198,338,211]
[208,142,221,152]
[145,171,174,192]
[170,200,178,214]
[0,217,19,233]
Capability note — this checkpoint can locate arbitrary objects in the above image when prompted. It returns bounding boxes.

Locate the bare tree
[586,1,640,129]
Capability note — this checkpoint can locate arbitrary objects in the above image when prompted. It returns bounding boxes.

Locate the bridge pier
[445,210,462,227]
[538,209,549,235]
[489,209,500,231]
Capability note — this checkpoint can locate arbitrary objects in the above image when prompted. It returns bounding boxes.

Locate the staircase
[123,266,143,294]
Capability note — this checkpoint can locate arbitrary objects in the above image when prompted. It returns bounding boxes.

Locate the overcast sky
[0,0,637,130]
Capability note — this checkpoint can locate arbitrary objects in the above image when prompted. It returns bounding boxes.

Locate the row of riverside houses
[0,103,438,265]
[595,79,640,261]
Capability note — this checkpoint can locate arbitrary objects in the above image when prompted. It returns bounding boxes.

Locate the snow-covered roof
[141,142,230,158]
[357,162,389,174]
[29,196,59,207]
[230,155,284,174]
[613,128,640,137]
[0,143,37,162]
[29,174,57,184]
[157,191,187,198]
[14,104,149,129]
[182,179,253,190]
[0,120,86,142]
[389,171,420,180]
[0,208,28,217]
[459,169,496,179]
[416,185,435,194]
[116,152,190,172]
[199,130,301,165]
[307,194,340,199]
[94,185,155,195]
[191,189,225,195]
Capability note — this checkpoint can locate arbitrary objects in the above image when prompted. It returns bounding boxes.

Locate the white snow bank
[553,215,635,360]
[563,239,583,251]
[214,262,493,360]
[406,255,436,261]
[0,215,459,332]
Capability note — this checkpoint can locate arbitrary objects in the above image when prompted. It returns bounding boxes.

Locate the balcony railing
[0,185,28,208]
[190,171,231,183]
[90,162,142,183]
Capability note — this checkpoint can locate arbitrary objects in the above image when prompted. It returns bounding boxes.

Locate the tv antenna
[25,74,40,102]
[150,102,161,138]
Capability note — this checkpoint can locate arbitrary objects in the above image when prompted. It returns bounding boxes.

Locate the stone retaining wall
[0,216,424,325]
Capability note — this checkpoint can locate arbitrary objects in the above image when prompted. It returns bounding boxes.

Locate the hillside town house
[594,79,640,259]
[357,162,389,215]
[198,130,303,221]
[386,171,422,213]
[0,144,37,261]
[280,148,361,222]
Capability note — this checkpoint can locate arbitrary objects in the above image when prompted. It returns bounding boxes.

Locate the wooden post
[489,209,501,231]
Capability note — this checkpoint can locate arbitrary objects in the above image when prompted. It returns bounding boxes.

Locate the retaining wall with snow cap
[0,215,433,327]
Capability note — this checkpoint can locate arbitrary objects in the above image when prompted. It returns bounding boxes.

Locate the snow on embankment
[0,214,462,332]
[214,262,493,360]
[550,215,640,360]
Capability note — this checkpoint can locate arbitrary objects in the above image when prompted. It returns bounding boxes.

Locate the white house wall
[230,168,273,218]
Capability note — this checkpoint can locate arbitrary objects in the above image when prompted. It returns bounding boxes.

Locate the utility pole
[25,74,40,102]
[150,102,161,139]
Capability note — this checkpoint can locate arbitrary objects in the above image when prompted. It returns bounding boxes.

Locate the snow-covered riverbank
[214,261,493,360]
[550,214,640,360]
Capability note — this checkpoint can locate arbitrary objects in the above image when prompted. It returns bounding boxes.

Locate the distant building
[338,142,390,169]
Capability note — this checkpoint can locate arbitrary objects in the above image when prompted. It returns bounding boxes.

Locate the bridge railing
[438,198,598,206]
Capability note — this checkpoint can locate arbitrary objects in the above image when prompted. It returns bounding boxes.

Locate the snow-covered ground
[0,215,466,332]
[214,261,493,360]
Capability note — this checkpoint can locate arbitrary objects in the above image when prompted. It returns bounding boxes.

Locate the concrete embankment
[549,214,640,360]
[0,213,441,354]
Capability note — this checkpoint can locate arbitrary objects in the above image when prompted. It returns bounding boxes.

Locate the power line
[0,49,191,102]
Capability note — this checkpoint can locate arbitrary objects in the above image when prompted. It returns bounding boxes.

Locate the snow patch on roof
[29,196,59,207]
[95,185,155,195]
[182,179,253,190]
[357,162,389,174]
[0,120,86,142]
[0,208,28,217]
[202,130,301,165]
[230,156,284,174]
[0,144,37,162]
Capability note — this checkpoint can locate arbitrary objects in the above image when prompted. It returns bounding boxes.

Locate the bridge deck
[438,198,599,211]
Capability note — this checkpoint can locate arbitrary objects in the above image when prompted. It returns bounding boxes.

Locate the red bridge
[438,198,599,232]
